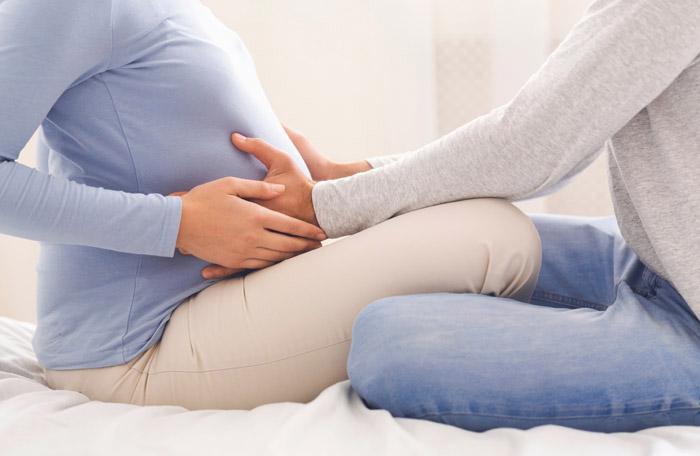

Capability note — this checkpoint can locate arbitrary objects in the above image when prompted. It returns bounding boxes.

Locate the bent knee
[465,199,542,300]
[349,295,471,416]
[348,298,414,413]
[443,198,540,258]
[397,199,541,300]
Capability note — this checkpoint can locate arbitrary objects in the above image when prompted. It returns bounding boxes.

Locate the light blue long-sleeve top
[0,0,309,369]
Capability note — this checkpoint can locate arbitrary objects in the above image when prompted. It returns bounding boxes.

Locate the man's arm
[312,0,700,238]
[366,154,405,169]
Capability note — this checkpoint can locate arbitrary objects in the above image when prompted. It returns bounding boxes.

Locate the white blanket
[1,317,699,456]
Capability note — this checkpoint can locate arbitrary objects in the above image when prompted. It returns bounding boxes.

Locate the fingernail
[270,183,285,192]
[316,231,327,241]
[232,133,246,142]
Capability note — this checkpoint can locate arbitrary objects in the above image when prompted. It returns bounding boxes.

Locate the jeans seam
[402,394,700,417]
[409,404,700,422]
[643,274,700,329]
[531,290,607,311]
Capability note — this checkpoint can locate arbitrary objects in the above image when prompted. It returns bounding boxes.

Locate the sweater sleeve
[366,154,406,169]
[0,0,182,257]
[312,0,700,238]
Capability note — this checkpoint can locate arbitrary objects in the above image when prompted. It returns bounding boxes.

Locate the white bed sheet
[1,317,700,456]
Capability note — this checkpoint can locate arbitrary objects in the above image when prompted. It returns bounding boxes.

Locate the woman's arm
[0,0,181,256]
[282,125,403,181]
[365,154,405,169]
[311,0,700,238]
[0,0,324,266]
[0,159,182,256]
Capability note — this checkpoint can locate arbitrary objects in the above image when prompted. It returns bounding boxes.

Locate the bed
[1,316,699,455]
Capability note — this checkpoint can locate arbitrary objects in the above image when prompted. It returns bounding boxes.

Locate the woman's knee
[406,198,542,301]
[470,199,542,300]
[445,198,540,260]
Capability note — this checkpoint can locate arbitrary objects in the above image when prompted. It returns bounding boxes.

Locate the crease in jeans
[409,404,700,422]
[530,290,608,311]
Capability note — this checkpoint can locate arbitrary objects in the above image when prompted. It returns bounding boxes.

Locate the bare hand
[231,132,319,226]
[198,128,370,281]
[199,132,326,280]
[283,125,371,181]
[174,177,326,279]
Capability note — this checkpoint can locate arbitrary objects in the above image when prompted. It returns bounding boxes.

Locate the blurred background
[1,0,612,322]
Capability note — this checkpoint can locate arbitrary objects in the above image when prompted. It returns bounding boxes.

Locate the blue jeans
[348,215,700,432]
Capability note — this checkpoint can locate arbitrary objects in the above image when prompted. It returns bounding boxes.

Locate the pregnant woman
[0,1,540,409]
[229,0,700,432]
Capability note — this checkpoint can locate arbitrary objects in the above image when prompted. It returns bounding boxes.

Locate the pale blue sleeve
[0,0,182,257]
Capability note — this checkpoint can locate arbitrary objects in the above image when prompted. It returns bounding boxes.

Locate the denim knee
[347,297,422,416]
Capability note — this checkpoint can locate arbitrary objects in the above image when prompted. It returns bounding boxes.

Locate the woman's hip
[46,198,542,409]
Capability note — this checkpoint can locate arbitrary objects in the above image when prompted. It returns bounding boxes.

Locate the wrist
[327,161,371,180]
[175,195,192,253]
[320,160,342,180]
[304,180,320,227]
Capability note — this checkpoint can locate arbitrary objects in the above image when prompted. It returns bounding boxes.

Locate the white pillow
[0,317,46,385]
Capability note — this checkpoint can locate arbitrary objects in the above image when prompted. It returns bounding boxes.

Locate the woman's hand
[174,176,326,279]
[198,129,370,281]
[231,133,320,226]
[198,132,332,280]
[283,125,371,181]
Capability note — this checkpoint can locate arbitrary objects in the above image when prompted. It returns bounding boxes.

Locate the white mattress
[1,317,700,455]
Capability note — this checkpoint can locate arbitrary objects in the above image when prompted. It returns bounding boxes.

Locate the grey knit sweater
[312,0,700,316]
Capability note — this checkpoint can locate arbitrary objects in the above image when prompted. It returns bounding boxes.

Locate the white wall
[207,0,438,161]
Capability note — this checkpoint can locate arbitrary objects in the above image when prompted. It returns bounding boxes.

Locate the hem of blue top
[36,314,171,371]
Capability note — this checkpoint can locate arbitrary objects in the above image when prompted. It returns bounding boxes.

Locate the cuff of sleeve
[365,157,384,169]
[312,181,347,239]
[366,154,404,169]
[154,195,183,258]
[366,156,392,169]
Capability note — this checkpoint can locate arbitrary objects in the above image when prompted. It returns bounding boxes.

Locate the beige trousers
[46,199,542,410]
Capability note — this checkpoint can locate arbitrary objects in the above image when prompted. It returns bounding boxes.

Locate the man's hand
[283,125,372,181]
[173,176,326,279]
